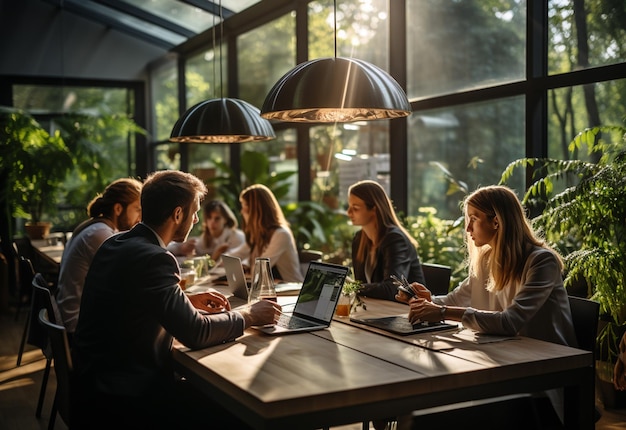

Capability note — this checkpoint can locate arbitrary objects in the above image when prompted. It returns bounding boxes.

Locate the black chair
[13,236,60,289]
[421,262,451,295]
[14,256,35,321]
[298,249,323,277]
[38,308,74,430]
[567,295,600,422]
[18,273,63,419]
[568,295,600,354]
[15,257,36,366]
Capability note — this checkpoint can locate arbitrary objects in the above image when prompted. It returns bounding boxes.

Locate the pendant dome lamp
[170,97,275,143]
[260,1,411,123]
[170,2,275,143]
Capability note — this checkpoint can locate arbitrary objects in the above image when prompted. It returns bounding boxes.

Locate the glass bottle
[248,257,277,303]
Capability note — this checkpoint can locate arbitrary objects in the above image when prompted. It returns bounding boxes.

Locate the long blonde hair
[463,185,562,291]
[240,184,289,256]
[348,180,417,264]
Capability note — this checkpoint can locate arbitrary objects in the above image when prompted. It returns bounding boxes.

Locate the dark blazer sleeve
[354,227,425,302]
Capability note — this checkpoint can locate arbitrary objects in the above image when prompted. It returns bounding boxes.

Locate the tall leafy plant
[500,124,626,363]
[0,107,73,226]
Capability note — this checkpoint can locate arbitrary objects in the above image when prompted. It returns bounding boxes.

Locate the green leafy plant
[342,279,366,313]
[404,207,467,290]
[500,124,626,365]
[283,200,353,263]
[0,107,73,227]
[206,150,296,211]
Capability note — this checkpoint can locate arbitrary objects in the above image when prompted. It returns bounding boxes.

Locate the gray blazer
[435,247,577,347]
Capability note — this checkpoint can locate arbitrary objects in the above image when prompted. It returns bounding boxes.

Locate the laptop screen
[292,262,348,324]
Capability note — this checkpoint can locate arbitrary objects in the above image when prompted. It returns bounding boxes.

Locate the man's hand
[239,300,281,328]
[188,291,231,313]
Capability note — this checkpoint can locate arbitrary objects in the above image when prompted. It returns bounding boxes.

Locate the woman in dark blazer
[347,180,425,302]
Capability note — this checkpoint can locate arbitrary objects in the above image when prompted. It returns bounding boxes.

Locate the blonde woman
[236,184,303,283]
[399,185,576,345]
[347,180,425,302]
[397,185,577,426]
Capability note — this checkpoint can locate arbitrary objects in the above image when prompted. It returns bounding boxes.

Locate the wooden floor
[1,305,625,430]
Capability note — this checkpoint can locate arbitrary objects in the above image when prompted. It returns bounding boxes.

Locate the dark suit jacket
[352,226,425,301]
[73,223,245,398]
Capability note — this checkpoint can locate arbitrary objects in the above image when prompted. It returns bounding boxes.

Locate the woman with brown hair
[236,184,303,283]
[167,199,245,262]
[347,180,425,302]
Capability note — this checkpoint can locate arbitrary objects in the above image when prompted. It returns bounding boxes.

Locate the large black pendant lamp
[261,1,410,123]
[170,2,275,143]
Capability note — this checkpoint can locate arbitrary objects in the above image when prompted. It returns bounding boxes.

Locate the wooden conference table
[173,281,594,430]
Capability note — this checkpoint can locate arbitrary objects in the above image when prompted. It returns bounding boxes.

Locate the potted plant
[500,123,626,408]
[0,107,73,240]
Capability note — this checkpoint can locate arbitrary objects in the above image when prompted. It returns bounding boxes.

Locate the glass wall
[406,1,526,99]
[407,98,525,219]
[309,0,391,209]
[238,13,295,108]
[12,83,139,229]
[548,0,626,74]
[157,0,626,223]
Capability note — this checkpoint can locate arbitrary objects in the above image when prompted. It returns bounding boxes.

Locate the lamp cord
[219,0,224,99]
[334,0,337,58]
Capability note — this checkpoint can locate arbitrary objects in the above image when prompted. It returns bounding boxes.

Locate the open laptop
[221,254,251,300]
[255,261,349,335]
[349,315,457,336]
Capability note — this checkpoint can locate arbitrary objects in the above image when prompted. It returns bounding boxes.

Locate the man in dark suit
[73,170,279,429]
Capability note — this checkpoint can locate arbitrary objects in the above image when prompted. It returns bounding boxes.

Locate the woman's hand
[408,298,444,324]
[395,282,432,303]
[188,291,231,313]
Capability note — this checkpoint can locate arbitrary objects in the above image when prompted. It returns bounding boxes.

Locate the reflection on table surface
[173,295,594,430]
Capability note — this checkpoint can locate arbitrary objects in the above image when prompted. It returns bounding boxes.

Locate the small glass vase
[335,292,354,317]
[248,257,277,303]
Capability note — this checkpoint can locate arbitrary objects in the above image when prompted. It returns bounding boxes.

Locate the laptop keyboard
[277,313,317,329]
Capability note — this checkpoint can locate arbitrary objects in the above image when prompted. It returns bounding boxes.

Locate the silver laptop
[221,254,250,300]
[255,261,349,335]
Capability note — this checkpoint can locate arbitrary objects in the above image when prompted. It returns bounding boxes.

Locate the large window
[11,82,142,229]
[159,0,626,223]
[309,0,391,208]
[408,98,525,219]
[406,1,526,99]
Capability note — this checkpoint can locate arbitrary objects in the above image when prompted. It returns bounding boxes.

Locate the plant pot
[24,222,52,240]
[596,360,626,410]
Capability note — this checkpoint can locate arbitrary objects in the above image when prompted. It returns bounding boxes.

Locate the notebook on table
[255,261,349,335]
[349,315,457,336]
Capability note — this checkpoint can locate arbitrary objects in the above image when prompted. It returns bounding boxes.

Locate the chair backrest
[422,262,452,296]
[298,249,323,277]
[27,274,62,351]
[17,256,36,301]
[38,308,74,426]
[568,295,600,354]
[13,236,60,287]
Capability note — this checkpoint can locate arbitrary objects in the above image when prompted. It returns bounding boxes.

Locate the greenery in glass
[0,107,73,231]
